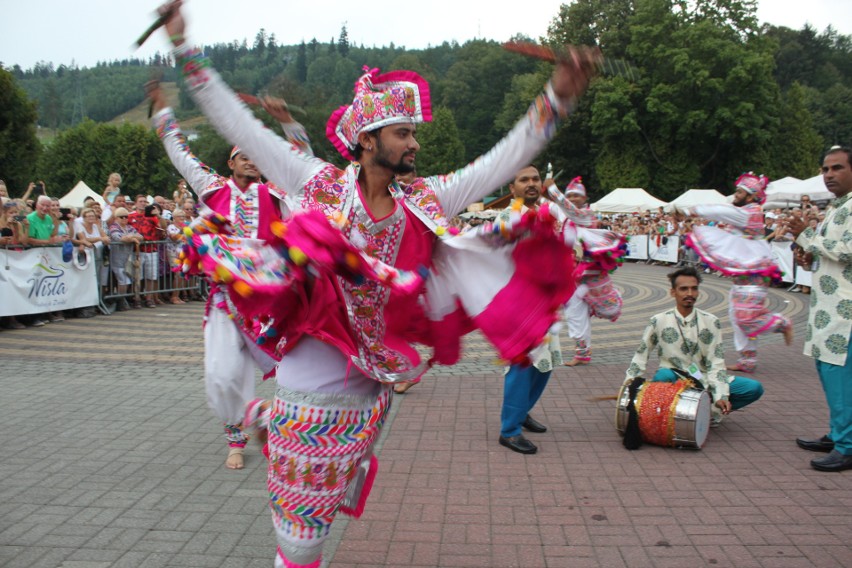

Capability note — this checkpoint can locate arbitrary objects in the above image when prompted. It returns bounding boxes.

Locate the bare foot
[225,447,245,469]
[564,358,589,367]
[393,381,417,394]
[784,325,794,346]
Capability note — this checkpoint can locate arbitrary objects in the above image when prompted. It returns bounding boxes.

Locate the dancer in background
[677,172,792,372]
[551,177,625,366]
[147,81,310,470]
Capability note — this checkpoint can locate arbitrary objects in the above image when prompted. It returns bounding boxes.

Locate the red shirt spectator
[128,205,165,252]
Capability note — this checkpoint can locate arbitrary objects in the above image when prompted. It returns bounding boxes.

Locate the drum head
[693,391,711,448]
[614,383,630,433]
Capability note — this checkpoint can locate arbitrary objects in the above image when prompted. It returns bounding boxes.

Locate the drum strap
[669,367,705,392]
[623,377,645,450]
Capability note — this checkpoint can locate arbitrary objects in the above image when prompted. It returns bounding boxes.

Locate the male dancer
[678,173,793,372]
[556,177,624,366]
[147,82,310,470]
[497,166,561,454]
[160,3,597,565]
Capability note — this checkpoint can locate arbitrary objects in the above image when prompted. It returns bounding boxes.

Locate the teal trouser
[651,368,764,411]
[501,364,551,438]
[815,331,852,456]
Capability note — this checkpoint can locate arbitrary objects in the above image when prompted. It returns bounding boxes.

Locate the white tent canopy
[58,181,104,208]
[764,175,832,206]
[665,189,728,212]
[590,187,667,213]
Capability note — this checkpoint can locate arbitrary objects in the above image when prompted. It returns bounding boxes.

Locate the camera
[13,215,26,222]
[33,182,45,195]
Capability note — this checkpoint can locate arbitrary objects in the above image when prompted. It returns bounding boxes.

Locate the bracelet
[169,33,184,44]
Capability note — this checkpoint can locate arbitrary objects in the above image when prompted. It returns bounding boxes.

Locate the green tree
[414,106,465,176]
[567,0,781,195]
[546,0,635,55]
[296,41,308,82]
[36,121,174,197]
[771,83,823,179]
[338,24,350,58]
[0,67,41,196]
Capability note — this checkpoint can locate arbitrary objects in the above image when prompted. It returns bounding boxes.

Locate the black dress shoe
[811,450,852,472]
[796,435,834,453]
[499,435,537,454]
[522,414,547,433]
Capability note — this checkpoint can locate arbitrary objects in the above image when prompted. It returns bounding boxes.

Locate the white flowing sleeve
[431,83,573,219]
[152,107,223,195]
[690,204,750,229]
[173,45,326,199]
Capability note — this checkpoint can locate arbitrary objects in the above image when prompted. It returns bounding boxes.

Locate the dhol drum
[615,379,711,449]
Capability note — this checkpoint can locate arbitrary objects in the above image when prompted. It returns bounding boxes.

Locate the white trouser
[276,336,380,396]
[563,283,592,345]
[203,306,257,424]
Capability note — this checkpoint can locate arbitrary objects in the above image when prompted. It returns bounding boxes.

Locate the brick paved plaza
[1,263,850,567]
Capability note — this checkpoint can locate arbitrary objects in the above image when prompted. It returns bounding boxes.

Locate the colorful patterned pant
[269,386,390,568]
[729,284,791,371]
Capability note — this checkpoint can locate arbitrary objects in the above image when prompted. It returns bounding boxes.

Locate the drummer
[624,266,764,425]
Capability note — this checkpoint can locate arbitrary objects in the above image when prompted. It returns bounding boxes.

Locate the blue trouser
[651,369,764,411]
[501,364,551,437]
[816,331,852,456]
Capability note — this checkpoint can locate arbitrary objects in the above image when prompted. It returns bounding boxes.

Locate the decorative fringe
[622,377,645,450]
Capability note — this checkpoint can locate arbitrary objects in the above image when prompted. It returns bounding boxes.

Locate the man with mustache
[624,267,764,424]
[496,166,561,455]
[160,2,597,565]
[147,81,311,471]
[787,147,852,472]
[677,173,793,373]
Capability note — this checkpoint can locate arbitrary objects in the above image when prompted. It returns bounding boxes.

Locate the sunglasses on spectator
[117,215,128,219]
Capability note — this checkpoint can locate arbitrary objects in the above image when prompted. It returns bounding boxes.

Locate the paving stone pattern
[1,263,848,568]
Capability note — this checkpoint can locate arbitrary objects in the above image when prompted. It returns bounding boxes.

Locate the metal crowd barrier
[99,239,205,313]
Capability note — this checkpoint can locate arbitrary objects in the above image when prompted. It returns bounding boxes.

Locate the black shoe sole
[811,460,852,472]
[499,437,537,455]
[796,439,834,453]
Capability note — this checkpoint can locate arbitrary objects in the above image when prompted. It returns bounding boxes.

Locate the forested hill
[5,1,852,202]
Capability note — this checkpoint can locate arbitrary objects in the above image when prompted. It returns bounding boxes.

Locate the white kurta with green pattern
[796,193,852,366]
[625,308,731,402]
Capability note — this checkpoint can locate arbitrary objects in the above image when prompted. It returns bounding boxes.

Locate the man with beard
[625,267,764,423]
[160,2,596,564]
[676,173,793,373]
[147,81,309,470]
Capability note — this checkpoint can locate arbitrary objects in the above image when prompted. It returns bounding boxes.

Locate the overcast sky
[2,0,850,70]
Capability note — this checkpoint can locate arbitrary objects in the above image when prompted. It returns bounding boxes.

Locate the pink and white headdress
[326,67,432,160]
[735,172,769,204]
[229,146,242,160]
[565,176,587,197]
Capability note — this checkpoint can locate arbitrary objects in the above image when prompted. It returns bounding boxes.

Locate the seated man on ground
[624,266,764,426]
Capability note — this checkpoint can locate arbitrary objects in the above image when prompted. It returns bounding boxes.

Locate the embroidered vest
[299,162,449,382]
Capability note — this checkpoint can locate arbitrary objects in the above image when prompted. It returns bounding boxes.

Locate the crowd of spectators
[3,175,829,330]
[0,176,203,331]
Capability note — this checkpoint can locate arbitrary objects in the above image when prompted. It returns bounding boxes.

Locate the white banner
[770,241,795,283]
[626,235,649,260]
[0,247,98,316]
[648,235,680,264]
